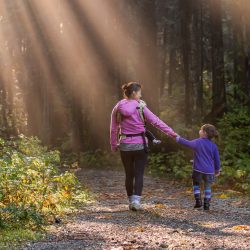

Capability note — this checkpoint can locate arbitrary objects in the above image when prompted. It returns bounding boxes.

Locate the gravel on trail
[22,169,250,250]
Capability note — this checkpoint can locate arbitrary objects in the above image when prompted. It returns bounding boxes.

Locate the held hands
[170,132,179,139]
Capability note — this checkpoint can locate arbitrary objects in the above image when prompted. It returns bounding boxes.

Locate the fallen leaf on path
[232,225,250,231]
[217,193,229,199]
[155,203,165,209]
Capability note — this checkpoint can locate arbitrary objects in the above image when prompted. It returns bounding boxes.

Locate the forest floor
[22,168,250,250]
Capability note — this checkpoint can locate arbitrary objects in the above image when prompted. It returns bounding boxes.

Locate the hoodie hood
[118,99,139,117]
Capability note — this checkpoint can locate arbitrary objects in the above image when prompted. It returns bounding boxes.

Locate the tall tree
[209,0,226,118]
[134,0,160,114]
[180,0,192,125]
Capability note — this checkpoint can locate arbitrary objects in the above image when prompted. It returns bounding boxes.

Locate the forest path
[23,169,250,250]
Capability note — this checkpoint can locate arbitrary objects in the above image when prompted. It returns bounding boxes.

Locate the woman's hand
[170,132,179,138]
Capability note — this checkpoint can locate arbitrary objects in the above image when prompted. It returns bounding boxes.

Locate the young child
[176,124,220,210]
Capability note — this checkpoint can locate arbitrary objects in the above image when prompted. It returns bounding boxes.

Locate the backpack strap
[116,110,122,123]
[115,99,147,124]
[137,100,147,125]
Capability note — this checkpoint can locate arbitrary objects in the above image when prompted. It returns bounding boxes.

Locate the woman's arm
[110,103,120,151]
[143,106,177,137]
[176,136,198,149]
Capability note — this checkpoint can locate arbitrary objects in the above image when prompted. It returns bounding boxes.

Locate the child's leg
[192,171,203,208]
[204,181,212,210]
[193,180,201,199]
[204,182,212,201]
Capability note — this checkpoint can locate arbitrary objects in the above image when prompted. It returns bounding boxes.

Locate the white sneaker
[130,195,143,211]
[128,195,133,210]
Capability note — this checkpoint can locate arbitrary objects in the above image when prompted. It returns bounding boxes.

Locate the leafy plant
[148,151,192,181]
[217,107,250,192]
[0,135,89,230]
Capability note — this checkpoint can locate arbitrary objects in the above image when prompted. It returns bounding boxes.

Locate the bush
[80,150,122,169]
[148,107,250,194]
[217,107,250,192]
[0,135,85,229]
[148,151,192,182]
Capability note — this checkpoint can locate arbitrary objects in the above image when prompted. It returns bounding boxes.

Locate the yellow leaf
[232,225,250,231]
[155,203,165,209]
[218,193,229,199]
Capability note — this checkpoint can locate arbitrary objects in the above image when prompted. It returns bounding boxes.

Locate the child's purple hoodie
[110,99,176,151]
[176,136,220,174]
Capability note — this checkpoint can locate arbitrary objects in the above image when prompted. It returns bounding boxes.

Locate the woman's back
[117,99,145,134]
[110,99,146,146]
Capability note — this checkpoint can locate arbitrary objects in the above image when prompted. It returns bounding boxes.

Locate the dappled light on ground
[22,169,250,250]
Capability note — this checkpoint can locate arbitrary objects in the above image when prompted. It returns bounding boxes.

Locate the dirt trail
[23,169,250,250]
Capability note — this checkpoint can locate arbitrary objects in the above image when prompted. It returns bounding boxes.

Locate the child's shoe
[204,198,210,210]
[194,198,202,208]
[194,194,202,208]
[130,195,143,211]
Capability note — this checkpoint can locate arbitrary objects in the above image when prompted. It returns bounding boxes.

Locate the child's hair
[201,124,218,139]
[122,82,141,98]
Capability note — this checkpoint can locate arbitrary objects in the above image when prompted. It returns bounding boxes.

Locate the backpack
[116,100,147,124]
[137,100,147,125]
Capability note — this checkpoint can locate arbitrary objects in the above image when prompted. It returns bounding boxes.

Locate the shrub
[80,150,122,169]
[217,107,250,192]
[148,151,192,182]
[0,135,85,229]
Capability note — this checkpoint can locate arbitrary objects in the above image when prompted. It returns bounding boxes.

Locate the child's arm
[176,136,198,149]
[213,144,220,175]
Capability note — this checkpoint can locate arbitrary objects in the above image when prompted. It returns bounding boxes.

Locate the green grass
[0,228,44,250]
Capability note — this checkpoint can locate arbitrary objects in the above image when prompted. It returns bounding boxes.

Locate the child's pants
[120,149,148,196]
[192,171,214,200]
[193,180,212,200]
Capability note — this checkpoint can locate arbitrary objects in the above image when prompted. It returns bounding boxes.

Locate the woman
[110,82,177,211]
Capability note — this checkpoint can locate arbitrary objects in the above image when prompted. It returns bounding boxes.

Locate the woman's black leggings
[120,150,148,196]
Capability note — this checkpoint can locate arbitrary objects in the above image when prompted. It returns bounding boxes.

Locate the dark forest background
[0,0,249,150]
[0,0,249,190]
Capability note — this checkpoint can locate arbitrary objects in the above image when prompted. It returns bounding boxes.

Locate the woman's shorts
[192,170,215,184]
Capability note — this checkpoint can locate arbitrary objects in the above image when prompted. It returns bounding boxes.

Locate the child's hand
[215,171,220,177]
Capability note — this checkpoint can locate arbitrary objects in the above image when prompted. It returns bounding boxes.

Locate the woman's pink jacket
[110,99,176,151]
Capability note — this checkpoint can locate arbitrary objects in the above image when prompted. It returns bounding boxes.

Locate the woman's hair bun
[122,81,142,98]
[122,83,128,91]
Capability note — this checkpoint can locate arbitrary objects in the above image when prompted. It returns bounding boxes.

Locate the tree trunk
[209,0,226,118]
[180,0,192,125]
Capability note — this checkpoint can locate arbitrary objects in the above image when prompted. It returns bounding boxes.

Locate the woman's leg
[133,150,148,196]
[120,151,134,196]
